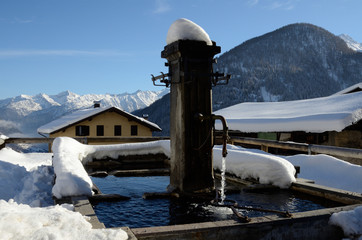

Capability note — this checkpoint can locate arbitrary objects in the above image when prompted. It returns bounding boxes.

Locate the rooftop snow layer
[333,82,362,95]
[166,18,212,46]
[37,106,161,134]
[214,91,362,133]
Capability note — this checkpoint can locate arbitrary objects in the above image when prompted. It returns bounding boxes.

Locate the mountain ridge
[339,34,362,52]
[0,89,169,136]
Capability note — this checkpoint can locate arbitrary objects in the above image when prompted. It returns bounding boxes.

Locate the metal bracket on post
[212,72,231,86]
[151,72,171,87]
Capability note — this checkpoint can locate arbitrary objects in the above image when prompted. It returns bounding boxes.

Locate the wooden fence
[228,136,362,165]
[1,136,361,165]
[0,137,170,150]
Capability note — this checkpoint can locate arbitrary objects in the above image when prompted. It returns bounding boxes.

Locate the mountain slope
[134,23,362,135]
[339,34,362,52]
[0,89,168,136]
[213,23,362,109]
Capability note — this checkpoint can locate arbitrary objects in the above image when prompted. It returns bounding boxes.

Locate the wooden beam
[230,137,362,159]
[4,136,170,145]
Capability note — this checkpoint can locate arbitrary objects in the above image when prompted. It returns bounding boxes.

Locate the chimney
[94,100,101,108]
[142,114,149,120]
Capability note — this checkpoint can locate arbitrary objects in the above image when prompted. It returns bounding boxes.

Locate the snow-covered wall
[51,137,171,198]
[52,138,93,199]
[51,137,296,199]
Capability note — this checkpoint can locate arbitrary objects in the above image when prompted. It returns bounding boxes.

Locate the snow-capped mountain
[0,89,169,136]
[339,34,362,52]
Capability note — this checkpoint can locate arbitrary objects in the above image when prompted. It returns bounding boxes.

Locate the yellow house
[37,103,162,145]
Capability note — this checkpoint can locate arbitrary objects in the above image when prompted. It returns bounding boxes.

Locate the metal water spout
[212,115,229,158]
[196,113,229,158]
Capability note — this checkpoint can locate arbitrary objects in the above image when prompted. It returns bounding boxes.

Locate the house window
[97,125,104,136]
[75,125,89,136]
[114,125,122,136]
[131,125,138,136]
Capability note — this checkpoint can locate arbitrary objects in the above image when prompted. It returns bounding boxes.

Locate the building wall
[327,130,362,149]
[50,111,152,144]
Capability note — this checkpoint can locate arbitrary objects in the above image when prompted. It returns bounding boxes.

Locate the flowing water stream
[220,157,226,204]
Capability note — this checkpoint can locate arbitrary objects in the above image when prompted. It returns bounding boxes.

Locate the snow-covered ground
[0,140,128,240]
[0,137,361,239]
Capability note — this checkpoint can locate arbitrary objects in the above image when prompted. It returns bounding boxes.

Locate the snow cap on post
[166,18,213,46]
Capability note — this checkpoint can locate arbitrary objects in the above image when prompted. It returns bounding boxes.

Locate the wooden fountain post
[161,40,221,194]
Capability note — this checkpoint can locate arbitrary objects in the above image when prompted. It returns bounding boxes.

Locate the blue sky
[0,0,361,99]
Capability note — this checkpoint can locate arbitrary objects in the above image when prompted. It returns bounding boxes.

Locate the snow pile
[14,166,54,207]
[214,91,362,133]
[214,145,296,188]
[166,18,212,46]
[0,148,54,206]
[0,147,52,170]
[52,137,171,198]
[0,146,128,239]
[0,160,28,201]
[52,137,94,199]
[329,205,362,240]
[285,154,362,193]
[0,200,128,240]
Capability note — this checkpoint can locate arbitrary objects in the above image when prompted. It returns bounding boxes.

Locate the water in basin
[91,176,339,228]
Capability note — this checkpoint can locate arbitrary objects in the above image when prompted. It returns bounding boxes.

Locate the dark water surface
[91,176,338,228]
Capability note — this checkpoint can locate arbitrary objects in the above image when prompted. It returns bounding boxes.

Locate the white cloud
[0,49,125,57]
[153,0,171,14]
[248,0,297,10]
[14,17,34,24]
[247,0,259,6]
[269,0,296,10]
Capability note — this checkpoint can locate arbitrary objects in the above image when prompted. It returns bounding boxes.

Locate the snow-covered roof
[166,18,212,46]
[333,82,362,95]
[214,91,362,133]
[37,106,162,134]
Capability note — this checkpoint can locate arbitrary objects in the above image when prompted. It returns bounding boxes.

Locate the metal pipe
[212,115,229,158]
[195,113,229,157]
